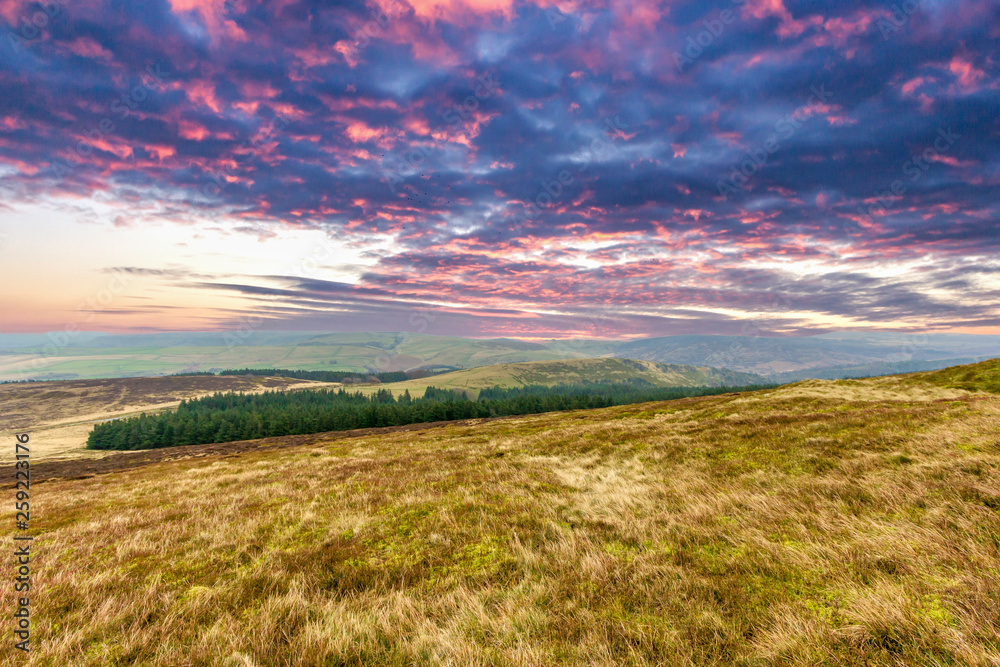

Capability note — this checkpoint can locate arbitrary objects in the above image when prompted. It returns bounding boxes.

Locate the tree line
[86,381,776,451]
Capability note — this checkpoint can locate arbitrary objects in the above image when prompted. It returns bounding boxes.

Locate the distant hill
[0,332,576,381]
[365,358,766,398]
[602,333,1000,376]
[769,357,986,382]
[3,330,1000,382]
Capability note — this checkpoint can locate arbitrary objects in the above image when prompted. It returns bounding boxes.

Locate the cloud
[0,0,998,334]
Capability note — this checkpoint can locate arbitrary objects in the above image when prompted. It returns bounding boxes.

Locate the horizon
[7,328,1000,342]
[5,326,1000,384]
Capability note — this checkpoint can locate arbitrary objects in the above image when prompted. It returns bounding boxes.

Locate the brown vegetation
[0,375,337,460]
[3,365,1000,665]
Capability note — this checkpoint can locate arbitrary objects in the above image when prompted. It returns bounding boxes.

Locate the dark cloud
[1,0,998,334]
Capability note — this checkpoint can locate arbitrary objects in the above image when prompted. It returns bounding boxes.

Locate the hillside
[905,357,1000,393]
[0,374,337,460]
[364,358,766,398]
[9,359,1000,664]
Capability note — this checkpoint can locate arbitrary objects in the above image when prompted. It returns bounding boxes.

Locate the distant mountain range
[583,332,1000,377]
[2,330,999,382]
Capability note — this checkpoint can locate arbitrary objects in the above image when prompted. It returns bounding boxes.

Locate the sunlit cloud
[0,0,997,336]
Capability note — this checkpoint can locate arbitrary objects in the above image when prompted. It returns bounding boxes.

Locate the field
[4,360,999,664]
[0,375,337,461]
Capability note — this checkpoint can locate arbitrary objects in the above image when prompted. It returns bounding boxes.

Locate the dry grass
[0,376,338,461]
[4,370,1000,666]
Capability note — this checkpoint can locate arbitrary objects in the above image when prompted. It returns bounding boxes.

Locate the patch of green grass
[907,358,1000,393]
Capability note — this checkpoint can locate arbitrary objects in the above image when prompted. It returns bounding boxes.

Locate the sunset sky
[1,0,998,338]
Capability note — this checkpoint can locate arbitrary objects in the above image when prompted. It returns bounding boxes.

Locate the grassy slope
[906,358,1000,393]
[8,362,1000,665]
[363,358,765,398]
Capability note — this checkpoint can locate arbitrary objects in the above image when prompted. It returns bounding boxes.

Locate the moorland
[4,359,999,665]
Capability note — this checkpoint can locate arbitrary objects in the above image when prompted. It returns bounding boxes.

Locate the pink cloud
[948,56,986,91]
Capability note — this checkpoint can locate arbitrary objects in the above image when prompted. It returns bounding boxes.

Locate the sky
[0,0,998,339]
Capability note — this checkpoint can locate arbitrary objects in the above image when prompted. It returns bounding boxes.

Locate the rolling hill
[604,332,1000,376]
[11,359,1000,664]
[364,358,767,398]
[0,332,578,381]
[4,330,1000,383]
